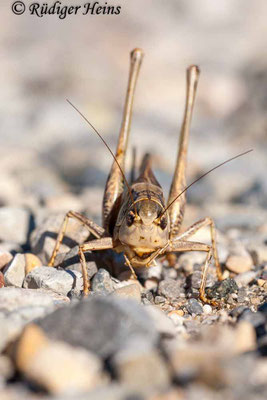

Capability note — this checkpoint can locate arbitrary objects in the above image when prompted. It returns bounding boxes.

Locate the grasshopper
[48,48,251,305]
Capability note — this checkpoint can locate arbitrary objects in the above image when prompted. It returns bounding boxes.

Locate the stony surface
[1,2,267,398]
[4,253,26,288]
[23,266,83,296]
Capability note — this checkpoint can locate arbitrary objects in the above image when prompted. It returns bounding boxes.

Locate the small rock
[155,296,166,304]
[144,277,158,291]
[91,268,114,294]
[186,298,203,315]
[0,288,69,352]
[4,253,26,287]
[188,270,215,289]
[24,253,42,275]
[36,297,159,359]
[226,254,253,274]
[235,321,257,353]
[0,355,14,380]
[23,266,83,296]
[0,207,30,245]
[16,324,106,395]
[0,271,4,288]
[206,278,238,301]
[167,311,184,327]
[248,244,267,266]
[234,271,257,287]
[145,305,176,337]
[203,304,212,314]
[158,279,184,301]
[112,342,170,393]
[113,283,141,302]
[0,250,13,270]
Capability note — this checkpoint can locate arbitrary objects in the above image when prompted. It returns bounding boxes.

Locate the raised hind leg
[167,65,200,237]
[102,48,144,231]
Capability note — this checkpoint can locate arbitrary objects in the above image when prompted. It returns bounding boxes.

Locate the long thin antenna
[66,99,137,212]
[162,149,253,216]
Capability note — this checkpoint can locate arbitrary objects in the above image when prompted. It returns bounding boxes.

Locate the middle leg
[173,217,222,280]
[167,240,219,305]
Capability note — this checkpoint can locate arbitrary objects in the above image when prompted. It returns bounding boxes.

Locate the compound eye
[160,216,167,230]
[126,211,135,227]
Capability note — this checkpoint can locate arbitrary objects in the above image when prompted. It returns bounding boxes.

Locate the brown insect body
[49,48,251,305]
[112,158,170,268]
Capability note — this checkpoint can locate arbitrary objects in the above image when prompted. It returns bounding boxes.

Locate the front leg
[48,210,105,267]
[79,237,114,295]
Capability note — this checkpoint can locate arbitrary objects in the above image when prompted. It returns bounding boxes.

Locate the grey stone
[91,268,114,295]
[206,278,238,301]
[144,305,176,338]
[0,207,30,245]
[30,213,89,264]
[0,250,13,270]
[189,270,216,289]
[0,355,14,380]
[23,266,83,296]
[112,341,170,394]
[158,279,184,301]
[0,287,69,312]
[113,283,141,302]
[37,297,159,359]
[0,288,69,352]
[4,253,26,288]
[234,271,257,287]
[186,298,203,315]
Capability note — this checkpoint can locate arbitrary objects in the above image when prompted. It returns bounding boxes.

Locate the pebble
[186,298,203,315]
[16,324,106,395]
[112,343,170,394]
[234,271,257,287]
[0,355,14,381]
[158,279,184,301]
[24,253,42,275]
[203,304,212,314]
[0,250,13,270]
[36,297,159,359]
[167,311,184,326]
[0,207,30,245]
[189,270,215,289]
[206,278,238,301]
[113,283,141,302]
[91,268,114,294]
[23,266,83,296]
[145,305,176,338]
[0,271,4,288]
[226,254,253,274]
[234,321,257,353]
[248,244,267,266]
[4,253,26,287]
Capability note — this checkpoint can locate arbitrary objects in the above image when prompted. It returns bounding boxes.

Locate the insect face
[118,199,170,253]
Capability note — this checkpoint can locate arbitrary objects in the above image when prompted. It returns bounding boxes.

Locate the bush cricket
[48,48,251,305]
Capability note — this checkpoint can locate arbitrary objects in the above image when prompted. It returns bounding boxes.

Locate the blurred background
[0,0,267,231]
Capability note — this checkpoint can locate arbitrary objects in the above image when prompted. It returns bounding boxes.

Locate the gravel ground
[0,1,267,399]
